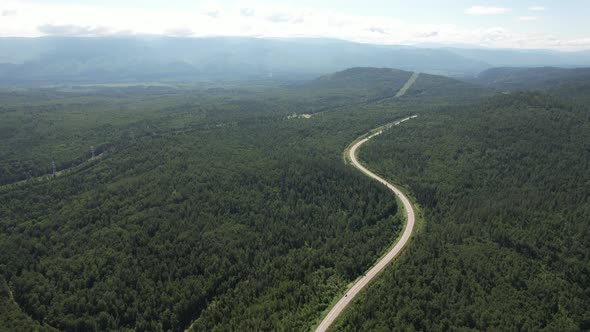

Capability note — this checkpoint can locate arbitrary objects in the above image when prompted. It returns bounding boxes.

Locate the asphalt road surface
[315,116,417,332]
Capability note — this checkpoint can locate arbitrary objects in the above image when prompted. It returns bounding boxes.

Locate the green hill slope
[1,68,588,331]
[404,72,489,100]
[333,91,590,331]
[0,82,412,331]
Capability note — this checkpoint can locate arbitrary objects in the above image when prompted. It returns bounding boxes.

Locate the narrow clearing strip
[315,115,418,332]
[395,72,420,98]
[0,152,106,192]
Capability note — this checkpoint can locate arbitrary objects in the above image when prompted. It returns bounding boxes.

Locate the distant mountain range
[473,67,590,90]
[1,37,590,84]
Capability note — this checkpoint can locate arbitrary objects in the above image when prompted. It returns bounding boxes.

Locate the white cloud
[240,8,255,17]
[1,9,16,16]
[518,16,539,21]
[465,6,510,15]
[38,24,115,36]
[0,0,587,50]
[529,6,546,11]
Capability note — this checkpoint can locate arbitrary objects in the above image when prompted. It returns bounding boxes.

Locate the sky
[1,0,589,50]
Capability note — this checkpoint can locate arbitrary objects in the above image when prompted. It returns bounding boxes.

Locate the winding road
[315,115,418,332]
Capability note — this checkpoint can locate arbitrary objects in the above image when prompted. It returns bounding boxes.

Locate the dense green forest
[0,74,425,331]
[333,91,590,331]
[1,67,589,331]
[0,68,424,187]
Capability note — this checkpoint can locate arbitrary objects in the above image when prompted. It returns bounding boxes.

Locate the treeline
[333,92,590,331]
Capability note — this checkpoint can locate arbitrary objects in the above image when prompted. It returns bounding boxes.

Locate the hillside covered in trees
[1,67,588,331]
[333,91,590,331]
[0,71,421,331]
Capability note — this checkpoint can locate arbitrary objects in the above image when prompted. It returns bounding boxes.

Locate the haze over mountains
[474,67,590,90]
[1,37,590,85]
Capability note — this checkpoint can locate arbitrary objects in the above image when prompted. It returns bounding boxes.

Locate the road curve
[315,116,417,332]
